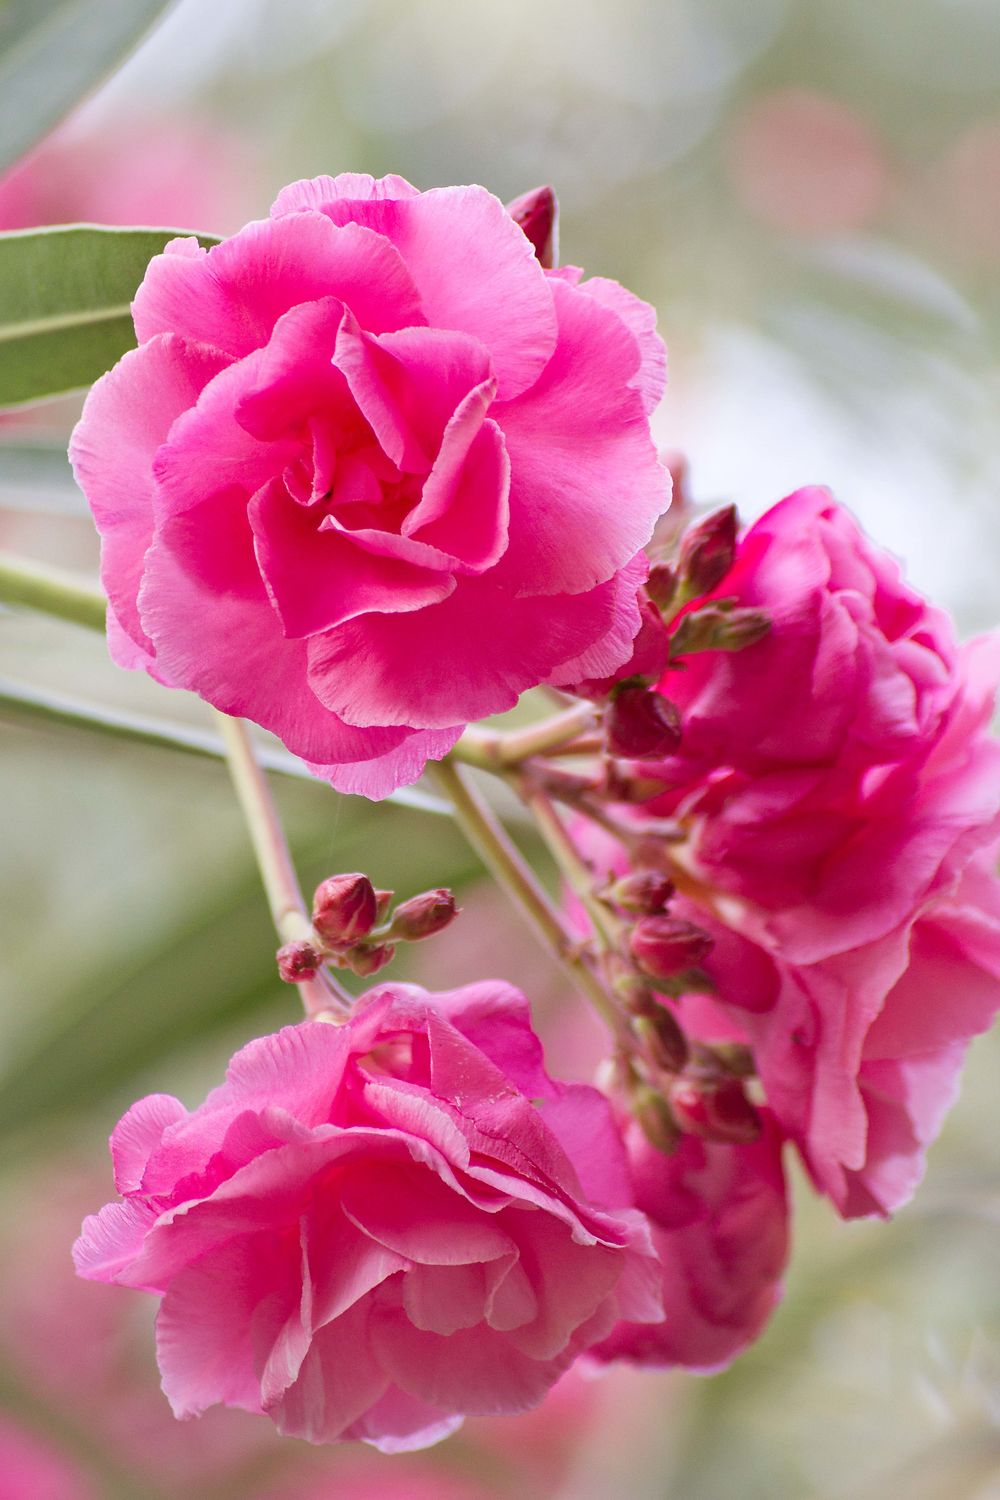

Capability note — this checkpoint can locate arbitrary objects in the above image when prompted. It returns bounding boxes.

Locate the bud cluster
[275,872,460,984]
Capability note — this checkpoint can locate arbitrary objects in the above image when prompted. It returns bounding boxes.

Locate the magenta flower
[602,488,1000,1216]
[588,1112,789,1372]
[74,983,662,1451]
[70,173,667,797]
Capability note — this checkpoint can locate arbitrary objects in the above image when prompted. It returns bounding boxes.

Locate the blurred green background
[1,1,999,1496]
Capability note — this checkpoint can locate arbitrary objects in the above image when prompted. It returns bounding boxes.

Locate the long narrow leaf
[0,0,175,174]
[0,676,452,816]
[0,223,219,406]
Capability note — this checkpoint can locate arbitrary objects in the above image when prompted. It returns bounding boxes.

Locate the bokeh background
[2,1,999,1496]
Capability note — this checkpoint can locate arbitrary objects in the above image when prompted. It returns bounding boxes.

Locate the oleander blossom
[69,173,668,798]
[603,488,1000,1216]
[588,1112,789,1372]
[73,983,662,1451]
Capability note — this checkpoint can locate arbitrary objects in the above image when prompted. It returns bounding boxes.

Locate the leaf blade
[0,0,176,175]
[0,223,219,406]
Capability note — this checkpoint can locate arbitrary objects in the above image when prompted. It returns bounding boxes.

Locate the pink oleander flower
[70,173,668,798]
[589,1111,789,1372]
[74,983,662,1451]
[594,488,1000,1216]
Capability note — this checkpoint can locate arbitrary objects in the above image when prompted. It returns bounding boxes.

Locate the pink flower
[74,983,662,1451]
[603,488,1000,1216]
[70,173,667,798]
[589,1112,789,1372]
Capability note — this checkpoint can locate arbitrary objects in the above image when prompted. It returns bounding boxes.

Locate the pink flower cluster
[70,174,666,797]
[70,172,1000,1451]
[75,983,661,1450]
[640,488,1000,1218]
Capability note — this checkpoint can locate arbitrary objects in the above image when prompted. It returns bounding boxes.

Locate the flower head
[74,982,661,1450]
[70,174,668,798]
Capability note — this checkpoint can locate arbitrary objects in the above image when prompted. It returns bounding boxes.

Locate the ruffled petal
[133,215,425,355]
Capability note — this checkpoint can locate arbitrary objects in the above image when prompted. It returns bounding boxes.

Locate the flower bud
[668,1076,762,1144]
[677,505,737,598]
[311,873,378,948]
[669,602,771,659]
[645,561,678,612]
[373,888,394,923]
[390,888,460,942]
[276,940,322,983]
[606,687,682,760]
[505,185,558,268]
[630,914,714,982]
[632,1009,689,1074]
[603,870,675,915]
[631,1084,681,1154]
[345,942,396,977]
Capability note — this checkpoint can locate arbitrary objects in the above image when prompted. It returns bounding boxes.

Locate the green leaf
[0,0,175,175]
[0,223,219,407]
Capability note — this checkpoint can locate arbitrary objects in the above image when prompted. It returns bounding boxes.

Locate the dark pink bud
[505,185,558,268]
[345,942,396,977]
[390,888,460,941]
[668,1076,762,1144]
[276,940,322,983]
[606,687,682,760]
[311,872,377,948]
[645,561,678,612]
[677,505,738,598]
[669,603,771,659]
[632,1008,689,1074]
[630,914,714,982]
[603,870,675,915]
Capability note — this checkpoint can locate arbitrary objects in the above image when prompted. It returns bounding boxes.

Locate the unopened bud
[390,888,460,941]
[606,687,682,760]
[633,1009,689,1074]
[277,940,322,983]
[668,1076,761,1144]
[645,561,678,612]
[373,888,394,923]
[677,505,737,598]
[345,942,396,977]
[505,184,558,268]
[630,914,714,982]
[631,1084,681,1154]
[602,870,675,915]
[669,603,770,659]
[312,873,378,948]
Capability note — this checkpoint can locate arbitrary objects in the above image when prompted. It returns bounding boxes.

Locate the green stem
[453,701,598,771]
[213,711,349,1017]
[430,758,620,1032]
[518,780,625,954]
[0,548,105,631]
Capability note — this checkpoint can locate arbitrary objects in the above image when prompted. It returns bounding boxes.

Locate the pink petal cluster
[618,487,1000,1216]
[74,983,662,1451]
[588,1111,789,1371]
[70,174,667,798]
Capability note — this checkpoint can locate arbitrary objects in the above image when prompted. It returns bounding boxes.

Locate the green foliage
[0,0,174,174]
[0,224,219,407]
